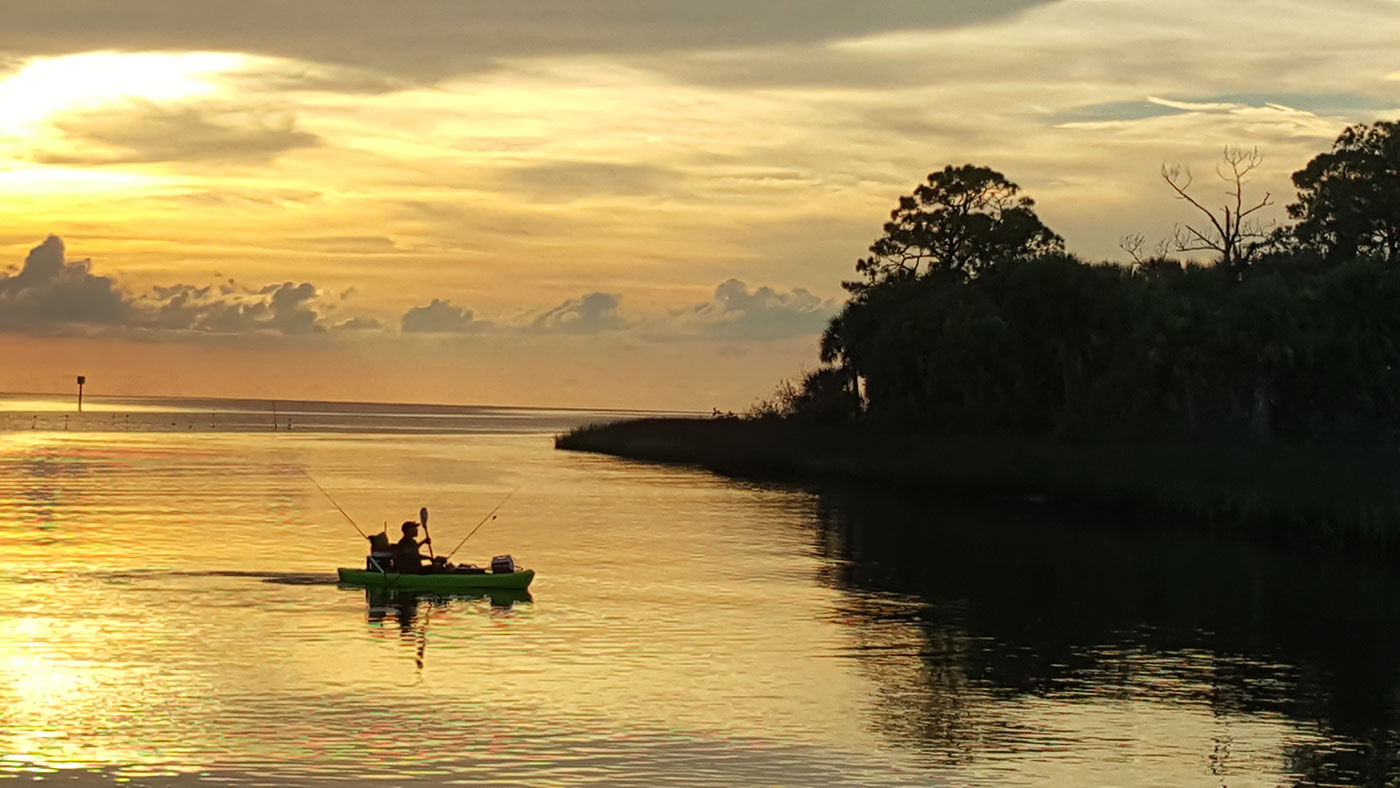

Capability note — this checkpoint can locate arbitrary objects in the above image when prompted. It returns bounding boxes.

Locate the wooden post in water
[76,375,85,412]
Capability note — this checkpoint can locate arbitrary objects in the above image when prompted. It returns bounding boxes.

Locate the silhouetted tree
[1134,261,1227,432]
[793,367,862,423]
[982,255,1141,436]
[849,165,1063,291]
[805,134,1400,442]
[1119,232,1174,269]
[1289,121,1400,263]
[1161,146,1275,270]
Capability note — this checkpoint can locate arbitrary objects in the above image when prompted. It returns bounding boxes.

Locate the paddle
[420,506,435,560]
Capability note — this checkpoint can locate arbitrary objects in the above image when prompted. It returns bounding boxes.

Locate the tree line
[772,121,1400,442]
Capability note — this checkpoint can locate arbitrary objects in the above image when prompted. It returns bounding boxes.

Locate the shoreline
[555,417,1400,559]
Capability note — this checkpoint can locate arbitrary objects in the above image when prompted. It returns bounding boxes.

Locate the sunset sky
[2,1,1398,410]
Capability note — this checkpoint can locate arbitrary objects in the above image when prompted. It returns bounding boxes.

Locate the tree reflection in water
[811,488,1400,785]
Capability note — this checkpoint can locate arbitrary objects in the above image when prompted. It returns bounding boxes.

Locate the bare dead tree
[1160,146,1275,269]
[1120,233,1177,275]
[1154,236,1174,259]
[1119,232,1147,264]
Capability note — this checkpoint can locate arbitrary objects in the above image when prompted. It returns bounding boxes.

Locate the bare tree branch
[1160,147,1275,268]
[1119,233,1147,264]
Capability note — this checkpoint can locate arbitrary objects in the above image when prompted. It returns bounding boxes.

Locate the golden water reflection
[0,424,895,784]
[1,406,1396,785]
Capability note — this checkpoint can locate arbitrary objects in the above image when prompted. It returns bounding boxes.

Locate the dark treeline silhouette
[558,121,1400,543]
[783,121,1400,443]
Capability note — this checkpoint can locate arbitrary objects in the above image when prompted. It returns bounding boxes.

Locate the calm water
[2,395,1400,786]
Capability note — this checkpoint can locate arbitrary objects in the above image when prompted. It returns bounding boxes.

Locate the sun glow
[0,51,245,132]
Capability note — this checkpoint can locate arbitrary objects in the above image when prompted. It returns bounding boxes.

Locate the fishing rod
[301,468,367,539]
[444,490,516,562]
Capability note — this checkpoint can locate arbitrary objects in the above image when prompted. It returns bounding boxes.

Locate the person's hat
[401,521,419,533]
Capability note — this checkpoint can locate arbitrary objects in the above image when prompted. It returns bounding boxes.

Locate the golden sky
[1,1,1397,409]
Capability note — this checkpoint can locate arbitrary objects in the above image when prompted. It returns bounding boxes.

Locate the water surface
[2,395,1398,786]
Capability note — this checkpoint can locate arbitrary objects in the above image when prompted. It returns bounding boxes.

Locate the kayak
[337,568,535,591]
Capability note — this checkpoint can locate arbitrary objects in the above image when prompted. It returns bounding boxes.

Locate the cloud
[530,292,627,333]
[401,298,485,334]
[293,236,398,254]
[399,281,835,341]
[1,0,1395,377]
[636,44,996,91]
[0,236,130,330]
[34,102,320,165]
[0,237,839,348]
[667,279,839,341]
[333,316,385,331]
[391,282,834,342]
[1054,92,1382,130]
[0,236,387,337]
[1052,100,1185,125]
[137,280,328,334]
[228,60,408,95]
[1146,96,1242,112]
[0,2,1057,83]
[503,162,677,202]
[173,188,323,208]
[503,283,835,341]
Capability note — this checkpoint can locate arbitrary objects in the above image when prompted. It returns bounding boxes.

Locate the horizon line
[0,389,700,416]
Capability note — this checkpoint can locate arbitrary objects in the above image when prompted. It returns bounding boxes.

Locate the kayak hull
[337,567,535,591]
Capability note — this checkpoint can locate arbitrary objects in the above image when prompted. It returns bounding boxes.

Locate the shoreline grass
[556,417,1400,558]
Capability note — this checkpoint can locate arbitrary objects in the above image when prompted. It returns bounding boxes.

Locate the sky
[1,0,1398,410]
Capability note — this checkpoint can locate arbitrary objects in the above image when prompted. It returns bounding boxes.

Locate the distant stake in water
[76,375,85,412]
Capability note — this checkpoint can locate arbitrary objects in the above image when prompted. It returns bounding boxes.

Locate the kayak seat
[366,532,395,573]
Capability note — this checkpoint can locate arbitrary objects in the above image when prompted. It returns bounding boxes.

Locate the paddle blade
[420,507,429,527]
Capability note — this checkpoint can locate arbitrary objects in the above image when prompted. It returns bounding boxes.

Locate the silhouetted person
[394,521,431,574]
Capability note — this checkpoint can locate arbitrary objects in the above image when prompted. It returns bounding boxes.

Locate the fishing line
[444,489,517,562]
[301,468,368,539]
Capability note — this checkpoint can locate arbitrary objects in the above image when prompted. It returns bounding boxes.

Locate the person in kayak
[393,521,432,573]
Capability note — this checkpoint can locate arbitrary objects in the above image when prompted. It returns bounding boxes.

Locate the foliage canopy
[1289,121,1400,263]
[849,165,1063,292]
[775,121,1400,442]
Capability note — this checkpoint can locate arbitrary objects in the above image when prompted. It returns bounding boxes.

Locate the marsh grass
[556,418,1400,557]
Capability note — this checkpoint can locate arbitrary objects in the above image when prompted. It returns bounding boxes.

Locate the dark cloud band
[0,1,1056,82]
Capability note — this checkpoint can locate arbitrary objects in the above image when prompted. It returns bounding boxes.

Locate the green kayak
[337,568,535,591]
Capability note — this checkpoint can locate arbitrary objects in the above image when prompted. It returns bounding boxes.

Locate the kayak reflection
[360,587,533,670]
